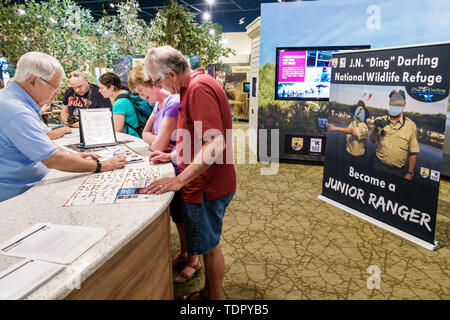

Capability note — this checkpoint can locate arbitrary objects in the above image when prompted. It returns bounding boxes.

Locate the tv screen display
[243,82,250,92]
[275,46,369,101]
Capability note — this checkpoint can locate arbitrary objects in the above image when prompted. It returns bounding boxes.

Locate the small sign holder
[79,108,117,149]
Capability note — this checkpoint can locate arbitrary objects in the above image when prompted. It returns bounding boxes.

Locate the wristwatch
[94,158,102,173]
[406,171,414,176]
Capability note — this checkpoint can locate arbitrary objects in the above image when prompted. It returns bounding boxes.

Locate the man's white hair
[144,45,190,80]
[14,52,65,82]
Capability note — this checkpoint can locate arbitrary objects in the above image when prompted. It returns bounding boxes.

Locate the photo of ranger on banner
[319,42,449,251]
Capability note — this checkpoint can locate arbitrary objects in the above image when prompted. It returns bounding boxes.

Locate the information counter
[0,132,175,299]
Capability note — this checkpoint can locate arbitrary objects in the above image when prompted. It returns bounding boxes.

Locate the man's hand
[328,124,336,131]
[149,151,171,163]
[80,153,101,160]
[101,156,127,172]
[70,122,80,128]
[140,176,183,195]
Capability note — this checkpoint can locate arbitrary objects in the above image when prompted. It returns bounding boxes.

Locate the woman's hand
[149,151,171,163]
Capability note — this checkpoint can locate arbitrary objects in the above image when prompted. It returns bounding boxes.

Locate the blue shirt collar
[7,81,42,116]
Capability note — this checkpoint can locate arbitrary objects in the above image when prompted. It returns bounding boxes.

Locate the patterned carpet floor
[171,122,450,300]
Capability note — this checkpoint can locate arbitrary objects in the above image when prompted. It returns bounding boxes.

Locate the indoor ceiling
[77,0,288,32]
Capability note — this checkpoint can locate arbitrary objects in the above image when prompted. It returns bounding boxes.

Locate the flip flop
[183,290,210,301]
[174,262,202,284]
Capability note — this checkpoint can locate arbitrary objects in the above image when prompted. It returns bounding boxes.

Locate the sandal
[172,254,187,269]
[183,290,210,301]
[174,262,202,284]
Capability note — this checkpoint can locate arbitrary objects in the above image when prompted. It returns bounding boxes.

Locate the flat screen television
[243,82,250,93]
[275,45,370,101]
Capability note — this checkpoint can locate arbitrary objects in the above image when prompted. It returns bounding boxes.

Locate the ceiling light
[209,29,215,35]
[206,0,215,4]
[203,12,211,20]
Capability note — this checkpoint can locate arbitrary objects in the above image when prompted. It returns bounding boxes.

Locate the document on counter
[64,166,163,206]
[63,143,144,164]
[79,108,117,148]
[0,223,106,264]
[0,259,64,300]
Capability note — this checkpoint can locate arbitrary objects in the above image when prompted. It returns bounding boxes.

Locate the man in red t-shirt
[141,46,236,300]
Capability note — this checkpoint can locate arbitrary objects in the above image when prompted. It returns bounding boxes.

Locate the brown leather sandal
[174,262,202,284]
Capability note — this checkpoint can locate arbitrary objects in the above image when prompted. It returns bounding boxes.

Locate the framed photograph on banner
[79,108,117,148]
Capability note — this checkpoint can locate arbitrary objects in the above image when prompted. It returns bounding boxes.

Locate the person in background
[98,72,141,138]
[61,70,112,128]
[142,45,236,300]
[40,103,72,140]
[128,65,196,284]
[0,78,4,91]
[0,52,126,202]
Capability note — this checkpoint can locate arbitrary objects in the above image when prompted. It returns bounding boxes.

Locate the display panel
[243,82,250,92]
[275,46,370,101]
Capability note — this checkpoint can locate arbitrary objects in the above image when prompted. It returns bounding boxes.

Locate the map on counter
[63,166,163,207]
[64,143,144,164]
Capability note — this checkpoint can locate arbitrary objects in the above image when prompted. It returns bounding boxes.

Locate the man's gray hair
[144,45,190,79]
[14,52,65,82]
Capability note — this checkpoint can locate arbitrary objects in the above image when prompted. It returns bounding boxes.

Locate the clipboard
[79,108,118,148]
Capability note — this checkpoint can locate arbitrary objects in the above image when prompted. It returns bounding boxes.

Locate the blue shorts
[182,191,235,255]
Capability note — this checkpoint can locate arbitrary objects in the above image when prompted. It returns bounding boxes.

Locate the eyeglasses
[153,77,163,88]
[68,73,83,79]
[153,71,172,88]
[38,77,60,91]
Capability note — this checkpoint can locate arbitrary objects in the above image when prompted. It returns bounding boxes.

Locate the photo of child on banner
[321,43,449,248]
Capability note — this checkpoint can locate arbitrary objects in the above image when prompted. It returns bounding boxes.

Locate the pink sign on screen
[278,51,306,82]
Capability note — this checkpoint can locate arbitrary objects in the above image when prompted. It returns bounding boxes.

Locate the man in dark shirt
[61,70,112,127]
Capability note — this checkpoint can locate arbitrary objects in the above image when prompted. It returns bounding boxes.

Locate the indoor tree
[96,0,154,56]
[148,0,234,68]
[0,0,101,72]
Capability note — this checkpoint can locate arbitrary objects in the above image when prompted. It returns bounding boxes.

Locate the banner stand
[317,195,439,251]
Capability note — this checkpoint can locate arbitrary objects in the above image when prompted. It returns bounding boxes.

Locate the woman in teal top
[98,72,140,138]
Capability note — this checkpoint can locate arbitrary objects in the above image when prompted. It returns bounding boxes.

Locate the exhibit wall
[320,43,449,249]
[258,0,450,163]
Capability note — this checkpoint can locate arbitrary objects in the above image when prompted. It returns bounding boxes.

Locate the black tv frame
[243,81,250,93]
[275,45,370,101]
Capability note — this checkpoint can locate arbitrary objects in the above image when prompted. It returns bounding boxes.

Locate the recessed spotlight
[203,12,211,20]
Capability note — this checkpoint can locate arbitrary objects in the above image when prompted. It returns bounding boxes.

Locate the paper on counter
[0,259,64,300]
[0,223,106,264]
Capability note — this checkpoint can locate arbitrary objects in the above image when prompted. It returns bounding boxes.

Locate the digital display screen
[275,46,369,101]
[243,82,250,92]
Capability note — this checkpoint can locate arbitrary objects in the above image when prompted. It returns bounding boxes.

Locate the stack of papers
[64,144,144,164]
[0,223,106,299]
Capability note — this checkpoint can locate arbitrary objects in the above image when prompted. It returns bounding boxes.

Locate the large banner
[258,0,450,163]
[320,43,449,249]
